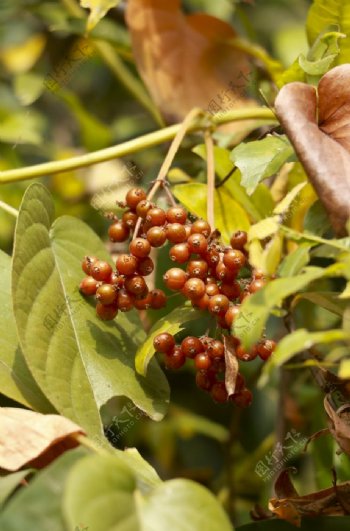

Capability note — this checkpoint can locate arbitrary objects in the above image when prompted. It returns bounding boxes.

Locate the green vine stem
[0,200,19,217]
[0,108,276,185]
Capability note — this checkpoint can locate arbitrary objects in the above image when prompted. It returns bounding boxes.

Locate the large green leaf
[173,183,250,243]
[12,184,169,442]
[0,250,53,412]
[63,453,233,531]
[307,0,350,64]
[278,245,312,277]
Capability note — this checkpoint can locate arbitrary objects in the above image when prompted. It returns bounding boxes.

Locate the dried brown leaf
[275,65,350,235]
[223,335,239,396]
[324,396,350,456]
[126,0,252,124]
[0,408,85,471]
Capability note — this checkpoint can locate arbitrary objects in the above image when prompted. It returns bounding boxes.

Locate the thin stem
[0,108,276,185]
[204,130,215,229]
[0,200,19,218]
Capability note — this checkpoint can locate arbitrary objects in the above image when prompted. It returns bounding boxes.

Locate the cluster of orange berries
[79,187,276,405]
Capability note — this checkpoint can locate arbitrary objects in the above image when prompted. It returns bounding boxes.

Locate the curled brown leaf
[223,335,239,396]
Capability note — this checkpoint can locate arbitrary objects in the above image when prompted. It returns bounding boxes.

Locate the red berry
[149,289,167,309]
[110,272,124,287]
[220,281,241,300]
[137,256,154,276]
[249,279,266,293]
[164,346,186,370]
[215,262,236,282]
[223,249,246,271]
[233,388,253,408]
[181,336,204,358]
[117,289,134,312]
[183,278,206,300]
[124,275,148,296]
[96,302,118,320]
[169,243,190,264]
[82,256,98,275]
[208,294,230,315]
[187,233,208,254]
[122,210,138,229]
[91,260,113,282]
[136,199,153,218]
[216,314,230,329]
[207,340,224,359]
[191,219,211,238]
[145,207,167,226]
[166,223,187,244]
[133,292,152,310]
[196,370,215,391]
[235,345,257,362]
[153,332,175,353]
[163,268,187,291]
[108,222,130,243]
[192,293,210,310]
[194,352,212,370]
[80,276,99,296]
[225,305,240,327]
[230,230,248,250]
[96,284,117,305]
[232,373,246,395]
[129,237,151,258]
[186,259,208,279]
[211,382,228,403]
[126,188,147,210]
[257,339,276,360]
[146,226,167,247]
[166,206,187,224]
[204,249,220,268]
[206,283,220,297]
[116,254,138,276]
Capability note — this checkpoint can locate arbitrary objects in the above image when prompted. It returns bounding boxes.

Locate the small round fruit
[137,256,154,276]
[122,210,138,229]
[204,249,220,268]
[166,206,187,224]
[124,275,147,296]
[145,207,167,226]
[233,373,246,395]
[223,249,246,271]
[80,276,99,296]
[147,226,167,247]
[187,233,208,254]
[206,283,220,297]
[191,219,211,237]
[187,259,208,279]
[169,243,190,264]
[194,352,212,371]
[220,281,241,300]
[82,256,98,275]
[108,222,129,243]
[225,305,240,327]
[117,289,134,312]
[129,237,151,258]
[96,284,117,305]
[116,254,138,276]
[235,345,257,362]
[153,332,175,353]
[149,289,167,309]
[136,199,153,218]
[110,272,124,288]
[163,268,187,291]
[215,262,236,282]
[126,188,146,210]
[164,346,186,370]
[133,292,152,310]
[181,336,204,358]
[207,340,224,359]
[249,279,266,293]
[233,388,253,408]
[211,382,228,403]
[166,223,187,244]
[257,339,276,361]
[192,293,210,310]
[230,230,248,250]
[216,314,230,329]
[91,260,113,282]
[96,302,118,321]
[183,278,206,300]
[208,294,230,315]
[196,370,215,391]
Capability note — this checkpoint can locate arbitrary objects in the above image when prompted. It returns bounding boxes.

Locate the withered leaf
[223,335,239,396]
[324,396,350,456]
[275,65,350,235]
[126,0,252,124]
[0,408,85,472]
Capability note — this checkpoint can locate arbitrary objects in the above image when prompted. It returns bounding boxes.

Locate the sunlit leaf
[0,34,46,74]
[80,0,122,32]
[278,244,312,277]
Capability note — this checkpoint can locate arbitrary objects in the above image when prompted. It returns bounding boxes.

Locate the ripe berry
[124,275,148,296]
[207,340,225,359]
[184,225,192,239]
[181,336,204,358]
[110,272,124,287]
[96,284,117,305]
[166,223,187,243]
[136,199,153,218]
[133,292,152,310]
[116,254,138,276]
[91,260,113,282]
[257,339,276,361]
[223,249,246,271]
[166,206,187,224]
[169,243,190,263]
[220,281,241,300]
[163,268,187,291]
[225,305,240,327]
[196,370,215,391]
[146,226,167,247]
[153,332,175,353]
[211,382,228,403]
[126,188,147,210]
[194,352,212,371]
[233,388,253,408]
[187,233,208,254]
[149,289,167,309]
[192,293,210,310]
[186,259,208,279]
[137,257,154,276]
[183,278,206,300]
[249,279,266,293]
[122,210,138,229]
[208,294,229,315]
[230,230,248,250]
[204,249,220,268]
[82,256,98,275]
[216,314,230,329]
[129,237,151,258]
[164,346,186,370]
[191,219,211,238]
[235,345,258,362]
[145,207,167,226]
[233,373,246,395]
[80,276,99,296]
[96,302,118,321]
[117,289,134,312]
[108,222,129,243]
[206,283,220,297]
[215,262,236,282]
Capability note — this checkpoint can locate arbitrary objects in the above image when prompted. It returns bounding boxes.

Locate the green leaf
[261,234,282,276]
[293,291,347,316]
[0,447,87,531]
[233,268,328,349]
[63,453,233,531]
[172,183,250,243]
[231,135,294,195]
[0,470,33,508]
[0,110,44,145]
[0,249,53,412]
[304,200,331,236]
[248,217,280,241]
[238,516,350,530]
[13,72,45,105]
[278,244,312,277]
[80,0,122,32]
[259,328,350,386]
[135,306,200,376]
[307,1,350,64]
[12,184,169,441]
[273,182,306,216]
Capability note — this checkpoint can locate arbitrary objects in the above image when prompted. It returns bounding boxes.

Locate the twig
[204,130,215,229]
[0,200,19,218]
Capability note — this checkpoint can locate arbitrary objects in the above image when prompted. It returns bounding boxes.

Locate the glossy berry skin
[126,188,147,210]
[181,336,204,359]
[230,230,248,250]
[183,278,206,300]
[220,281,241,300]
[149,289,167,309]
[216,314,230,330]
[249,279,266,293]
[166,206,187,224]
[129,237,151,258]
[211,382,228,403]
[192,293,210,310]
[137,257,154,276]
[146,226,167,247]
[233,388,253,408]
[223,249,246,271]
[110,272,124,287]
[169,243,190,264]
[196,370,215,391]
[124,276,147,296]
[96,302,118,321]
[116,254,138,276]
[191,219,211,238]
[163,268,187,291]
[207,340,224,359]
[122,210,138,229]
[164,346,186,370]
[133,292,152,310]
[257,339,276,360]
[82,256,98,275]
[194,352,212,371]
[166,223,187,244]
[186,260,208,279]
[136,199,153,218]
[108,222,129,243]
[208,294,230,315]
[204,249,220,268]
[206,283,220,297]
[117,289,134,312]
[145,207,167,226]
[91,261,113,282]
[80,276,99,296]
[153,332,175,353]
[187,233,208,254]
[215,262,236,282]
[96,284,117,305]
[225,305,240,327]
[235,345,258,362]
